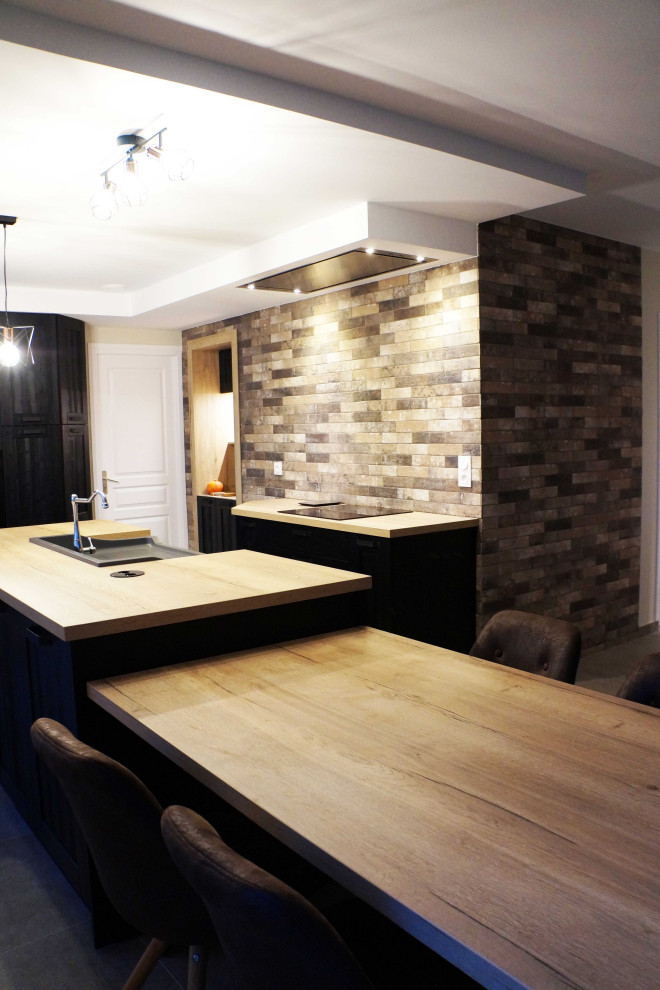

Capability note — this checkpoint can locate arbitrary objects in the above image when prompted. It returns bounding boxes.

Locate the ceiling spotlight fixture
[90,124,193,219]
[0,217,34,369]
[365,247,375,254]
[416,255,425,262]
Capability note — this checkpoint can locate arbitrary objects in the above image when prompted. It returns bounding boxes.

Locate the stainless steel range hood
[240,248,434,294]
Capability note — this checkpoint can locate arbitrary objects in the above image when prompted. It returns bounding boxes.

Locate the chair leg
[187,943,209,990]
[122,937,168,990]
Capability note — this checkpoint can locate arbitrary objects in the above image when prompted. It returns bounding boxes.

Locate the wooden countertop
[232,499,479,537]
[89,626,660,990]
[0,523,370,642]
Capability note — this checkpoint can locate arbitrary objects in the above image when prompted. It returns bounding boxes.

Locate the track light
[0,217,34,369]
[91,124,193,219]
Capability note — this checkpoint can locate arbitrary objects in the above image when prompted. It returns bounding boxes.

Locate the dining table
[88,625,660,990]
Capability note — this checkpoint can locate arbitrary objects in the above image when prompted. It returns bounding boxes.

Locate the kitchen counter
[89,626,660,990]
[232,498,478,537]
[0,521,371,925]
[0,522,371,642]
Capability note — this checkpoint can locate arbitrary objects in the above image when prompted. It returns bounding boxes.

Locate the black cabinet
[0,314,89,526]
[0,604,86,895]
[1,424,64,526]
[0,583,369,932]
[197,495,237,552]
[235,516,477,653]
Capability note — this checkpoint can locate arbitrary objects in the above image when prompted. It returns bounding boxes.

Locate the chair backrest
[30,718,214,945]
[161,805,374,990]
[616,652,660,707]
[469,609,581,683]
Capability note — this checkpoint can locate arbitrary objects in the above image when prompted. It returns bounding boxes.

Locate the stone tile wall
[183,215,643,652]
[184,260,482,518]
[477,215,642,650]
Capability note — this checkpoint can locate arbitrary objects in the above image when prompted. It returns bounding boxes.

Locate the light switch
[274,461,283,476]
[458,455,472,488]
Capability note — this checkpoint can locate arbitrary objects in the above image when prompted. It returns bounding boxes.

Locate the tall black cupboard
[0,314,90,526]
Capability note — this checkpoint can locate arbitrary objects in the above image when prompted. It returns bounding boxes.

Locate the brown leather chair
[616,652,660,707]
[469,609,581,683]
[161,804,375,990]
[30,718,215,990]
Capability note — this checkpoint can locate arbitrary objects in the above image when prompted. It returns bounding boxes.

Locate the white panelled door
[88,344,187,547]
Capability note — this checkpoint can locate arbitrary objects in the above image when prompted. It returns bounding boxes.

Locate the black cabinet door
[1,424,64,526]
[0,313,59,425]
[57,316,87,424]
[62,425,91,521]
[197,496,237,552]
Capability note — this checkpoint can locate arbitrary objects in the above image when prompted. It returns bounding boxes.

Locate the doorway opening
[186,329,242,550]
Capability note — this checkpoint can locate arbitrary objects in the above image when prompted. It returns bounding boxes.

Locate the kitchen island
[90,625,660,990]
[0,520,371,931]
[234,499,479,651]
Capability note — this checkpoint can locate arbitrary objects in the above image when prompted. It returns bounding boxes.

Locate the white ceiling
[0,0,658,330]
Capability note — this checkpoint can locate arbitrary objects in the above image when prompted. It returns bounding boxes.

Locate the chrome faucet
[71,490,109,552]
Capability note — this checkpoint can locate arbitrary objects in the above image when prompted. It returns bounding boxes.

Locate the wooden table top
[88,626,660,990]
[232,498,479,537]
[0,523,370,641]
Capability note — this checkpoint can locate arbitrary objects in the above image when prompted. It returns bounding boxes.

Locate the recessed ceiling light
[293,287,302,294]
[247,283,255,290]
[365,247,375,254]
[416,255,425,262]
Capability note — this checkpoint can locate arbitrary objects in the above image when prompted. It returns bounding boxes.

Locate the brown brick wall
[477,215,642,650]
[184,260,482,518]
[183,216,643,652]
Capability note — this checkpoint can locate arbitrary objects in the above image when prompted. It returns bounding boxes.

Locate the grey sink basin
[29,533,199,567]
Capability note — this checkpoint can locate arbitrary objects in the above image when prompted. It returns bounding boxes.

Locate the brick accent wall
[184,260,482,518]
[477,215,642,650]
[183,215,643,652]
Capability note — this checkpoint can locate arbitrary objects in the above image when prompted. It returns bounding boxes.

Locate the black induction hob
[278,505,413,521]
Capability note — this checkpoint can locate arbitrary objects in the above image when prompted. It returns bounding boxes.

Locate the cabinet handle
[356,538,376,548]
[26,625,53,646]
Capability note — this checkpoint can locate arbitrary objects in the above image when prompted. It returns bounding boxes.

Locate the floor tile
[0,833,88,954]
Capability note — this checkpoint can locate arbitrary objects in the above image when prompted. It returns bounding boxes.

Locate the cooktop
[278,505,413,521]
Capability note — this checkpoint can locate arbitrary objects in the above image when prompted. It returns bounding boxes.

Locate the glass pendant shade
[117,156,148,207]
[0,326,35,367]
[90,178,118,220]
[0,219,35,369]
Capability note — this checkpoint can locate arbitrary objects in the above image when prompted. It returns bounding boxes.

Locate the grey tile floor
[1,630,657,989]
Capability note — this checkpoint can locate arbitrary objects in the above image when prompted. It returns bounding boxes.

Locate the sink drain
[109,569,145,578]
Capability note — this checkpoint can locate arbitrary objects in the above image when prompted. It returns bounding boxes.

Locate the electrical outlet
[458,455,472,488]
[274,461,283,476]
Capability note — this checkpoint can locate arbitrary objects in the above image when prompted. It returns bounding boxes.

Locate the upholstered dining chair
[30,718,215,990]
[469,609,581,683]
[616,652,660,707]
[161,804,375,990]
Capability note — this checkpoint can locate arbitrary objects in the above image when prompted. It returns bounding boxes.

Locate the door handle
[102,469,118,494]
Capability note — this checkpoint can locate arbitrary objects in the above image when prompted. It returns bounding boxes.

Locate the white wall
[640,249,660,626]
[86,326,183,347]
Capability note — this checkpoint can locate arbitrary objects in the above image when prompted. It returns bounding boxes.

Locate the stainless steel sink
[29,534,199,567]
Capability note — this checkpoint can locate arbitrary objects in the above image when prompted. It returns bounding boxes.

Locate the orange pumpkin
[206,480,224,494]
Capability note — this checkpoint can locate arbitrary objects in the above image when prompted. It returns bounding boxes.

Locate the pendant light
[0,217,34,369]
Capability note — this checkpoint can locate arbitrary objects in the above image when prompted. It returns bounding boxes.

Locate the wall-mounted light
[0,217,34,369]
[90,124,193,219]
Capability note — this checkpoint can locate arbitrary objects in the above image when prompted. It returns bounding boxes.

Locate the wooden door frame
[186,328,242,549]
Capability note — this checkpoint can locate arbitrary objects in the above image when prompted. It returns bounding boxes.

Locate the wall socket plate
[458,455,472,488]
[274,461,283,476]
